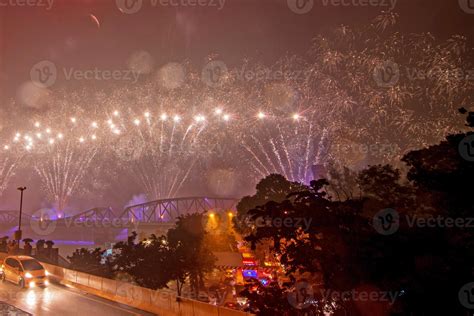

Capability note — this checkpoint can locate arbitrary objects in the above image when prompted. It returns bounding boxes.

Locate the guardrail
[0,253,251,316]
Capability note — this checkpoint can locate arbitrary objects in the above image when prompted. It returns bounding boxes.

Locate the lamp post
[15,186,27,241]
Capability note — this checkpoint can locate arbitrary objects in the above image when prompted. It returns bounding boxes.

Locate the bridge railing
[0,197,239,227]
[120,196,239,224]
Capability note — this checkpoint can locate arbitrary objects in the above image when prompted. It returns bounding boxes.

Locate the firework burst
[0,20,472,209]
[0,153,20,198]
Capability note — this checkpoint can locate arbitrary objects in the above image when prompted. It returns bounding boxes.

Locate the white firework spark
[0,154,19,198]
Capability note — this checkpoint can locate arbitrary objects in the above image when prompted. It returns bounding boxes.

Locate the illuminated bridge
[120,196,238,223]
[0,197,239,242]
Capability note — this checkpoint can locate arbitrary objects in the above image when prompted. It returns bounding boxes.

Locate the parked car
[0,256,49,288]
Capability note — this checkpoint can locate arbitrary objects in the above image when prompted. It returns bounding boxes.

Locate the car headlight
[25,272,33,278]
[45,270,49,276]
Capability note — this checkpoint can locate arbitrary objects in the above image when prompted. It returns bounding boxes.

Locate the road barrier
[0,253,250,315]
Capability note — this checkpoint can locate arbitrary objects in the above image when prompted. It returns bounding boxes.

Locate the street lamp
[15,186,27,241]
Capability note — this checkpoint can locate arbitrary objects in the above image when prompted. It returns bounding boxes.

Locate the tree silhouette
[240,110,474,314]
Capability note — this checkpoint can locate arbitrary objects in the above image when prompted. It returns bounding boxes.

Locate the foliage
[108,213,216,297]
[240,278,293,315]
[167,213,217,296]
[239,111,474,315]
[325,162,359,201]
[111,232,171,289]
[234,174,307,234]
[68,247,111,277]
[66,213,216,298]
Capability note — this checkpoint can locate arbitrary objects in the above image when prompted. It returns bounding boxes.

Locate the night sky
[1,0,473,98]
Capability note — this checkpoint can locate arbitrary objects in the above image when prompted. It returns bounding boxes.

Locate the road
[0,281,155,316]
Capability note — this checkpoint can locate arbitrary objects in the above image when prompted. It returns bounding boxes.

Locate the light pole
[15,186,27,241]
